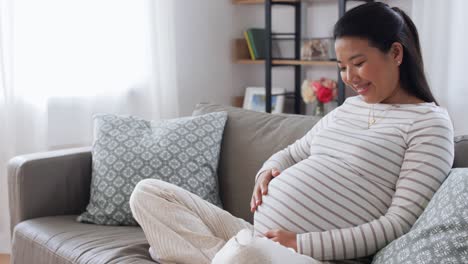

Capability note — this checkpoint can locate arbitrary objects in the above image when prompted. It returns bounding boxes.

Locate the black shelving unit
[264,0,374,114]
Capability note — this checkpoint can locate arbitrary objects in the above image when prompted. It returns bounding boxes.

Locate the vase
[314,101,325,117]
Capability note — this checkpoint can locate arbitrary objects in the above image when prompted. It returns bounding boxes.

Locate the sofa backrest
[454,135,468,168]
[193,103,321,223]
[193,103,468,223]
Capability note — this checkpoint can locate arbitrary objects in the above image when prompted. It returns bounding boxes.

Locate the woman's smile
[352,82,372,95]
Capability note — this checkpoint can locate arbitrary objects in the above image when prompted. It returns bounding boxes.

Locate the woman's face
[335,36,404,104]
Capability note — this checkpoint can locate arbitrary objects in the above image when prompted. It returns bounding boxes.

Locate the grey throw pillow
[78,112,227,225]
[372,168,468,264]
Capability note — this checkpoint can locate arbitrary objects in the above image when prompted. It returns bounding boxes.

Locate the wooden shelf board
[275,60,337,66]
[236,59,337,66]
[233,0,299,4]
[236,59,265,64]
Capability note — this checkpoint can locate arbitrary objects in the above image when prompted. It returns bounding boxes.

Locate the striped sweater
[253,96,454,260]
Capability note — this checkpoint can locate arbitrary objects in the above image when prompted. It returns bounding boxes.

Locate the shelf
[236,59,266,65]
[233,0,299,4]
[233,0,366,113]
[233,39,336,66]
[274,60,337,66]
[236,59,337,66]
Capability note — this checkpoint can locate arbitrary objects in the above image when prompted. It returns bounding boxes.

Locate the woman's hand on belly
[265,229,298,252]
[251,168,281,212]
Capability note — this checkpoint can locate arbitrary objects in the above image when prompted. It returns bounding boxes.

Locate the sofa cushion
[192,103,321,223]
[372,168,468,264]
[78,112,227,225]
[11,215,155,264]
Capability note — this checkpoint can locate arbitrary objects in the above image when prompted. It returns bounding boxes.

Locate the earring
[397,61,401,65]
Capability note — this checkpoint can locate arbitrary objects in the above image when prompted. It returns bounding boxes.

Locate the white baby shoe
[212,229,319,264]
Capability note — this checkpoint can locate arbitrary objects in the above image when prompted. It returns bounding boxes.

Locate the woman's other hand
[250,168,281,212]
[265,229,298,252]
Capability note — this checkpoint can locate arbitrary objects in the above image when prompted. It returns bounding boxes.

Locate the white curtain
[0,0,179,253]
[412,0,468,136]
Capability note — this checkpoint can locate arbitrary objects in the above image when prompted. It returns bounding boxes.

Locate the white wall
[173,0,248,116]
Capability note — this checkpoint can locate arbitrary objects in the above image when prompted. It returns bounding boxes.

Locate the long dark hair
[333,2,438,105]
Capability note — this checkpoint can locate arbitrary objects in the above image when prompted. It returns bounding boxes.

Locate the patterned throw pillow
[78,112,227,225]
[372,168,468,264]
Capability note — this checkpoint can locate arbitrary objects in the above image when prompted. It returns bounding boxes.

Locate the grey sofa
[8,103,468,264]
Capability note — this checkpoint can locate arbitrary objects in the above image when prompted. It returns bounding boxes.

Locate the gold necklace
[368,105,376,128]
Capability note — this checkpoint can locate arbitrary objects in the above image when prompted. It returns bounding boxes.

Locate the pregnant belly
[253,160,389,236]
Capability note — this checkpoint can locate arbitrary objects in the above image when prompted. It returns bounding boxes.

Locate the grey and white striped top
[253,96,454,260]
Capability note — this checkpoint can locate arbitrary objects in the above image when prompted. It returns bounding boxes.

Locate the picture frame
[300,38,336,61]
[243,87,285,114]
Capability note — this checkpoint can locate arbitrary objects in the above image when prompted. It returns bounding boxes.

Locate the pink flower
[301,78,337,104]
[316,85,334,103]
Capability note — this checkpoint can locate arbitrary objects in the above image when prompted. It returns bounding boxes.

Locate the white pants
[129,179,335,264]
[129,179,253,264]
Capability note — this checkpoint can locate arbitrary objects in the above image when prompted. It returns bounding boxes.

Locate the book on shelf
[242,28,283,61]
[247,28,266,59]
[243,30,256,60]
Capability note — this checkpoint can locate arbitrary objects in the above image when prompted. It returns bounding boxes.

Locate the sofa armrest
[8,147,92,233]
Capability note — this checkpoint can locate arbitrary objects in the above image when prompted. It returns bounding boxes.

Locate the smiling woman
[334,2,436,106]
[251,2,453,261]
[335,37,406,104]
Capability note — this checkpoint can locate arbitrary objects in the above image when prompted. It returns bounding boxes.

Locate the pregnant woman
[129,2,454,263]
